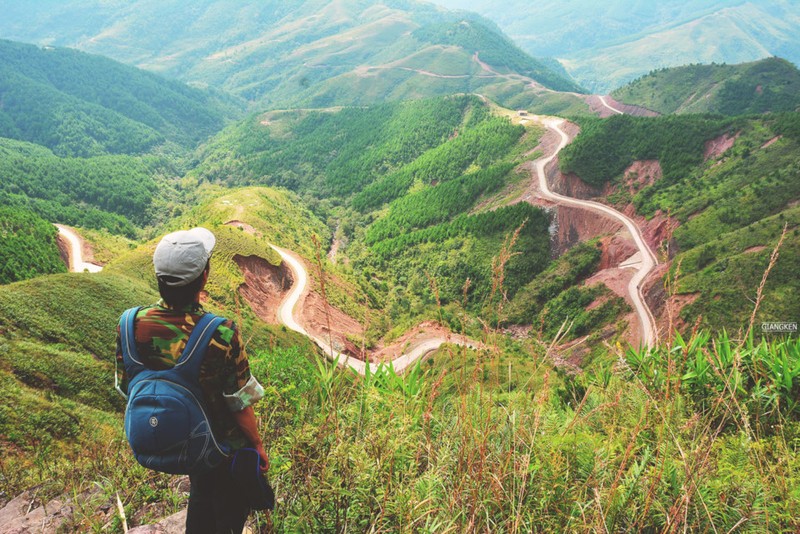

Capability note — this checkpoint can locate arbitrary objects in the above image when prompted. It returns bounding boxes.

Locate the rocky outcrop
[128,510,186,534]
[0,488,110,533]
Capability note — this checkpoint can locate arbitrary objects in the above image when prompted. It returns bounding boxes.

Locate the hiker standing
[115,227,268,533]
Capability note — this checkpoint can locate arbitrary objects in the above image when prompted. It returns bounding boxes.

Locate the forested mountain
[560,112,800,331]
[0,138,176,236]
[431,0,800,92]
[192,96,557,310]
[0,39,241,156]
[612,57,800,115]
[0,0,583,110]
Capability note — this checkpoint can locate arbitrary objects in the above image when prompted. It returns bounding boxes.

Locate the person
[115,227,268,534]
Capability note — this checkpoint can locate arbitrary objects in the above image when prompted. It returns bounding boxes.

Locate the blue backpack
[119,307,232,474]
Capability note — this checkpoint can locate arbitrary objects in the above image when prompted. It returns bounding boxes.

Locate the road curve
[598,95,624,115]
[269,245,465,375]
[55,225,102,273]
[532,117,658,347]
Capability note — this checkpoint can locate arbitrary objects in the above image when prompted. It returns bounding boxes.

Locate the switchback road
[531,117,658,347]
[270,245,473,375]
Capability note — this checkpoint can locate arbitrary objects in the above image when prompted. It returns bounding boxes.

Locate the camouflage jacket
[115,301,264,450]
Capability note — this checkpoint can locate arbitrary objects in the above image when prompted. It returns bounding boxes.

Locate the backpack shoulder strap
[119,306,144,367]
[174,312,227,379]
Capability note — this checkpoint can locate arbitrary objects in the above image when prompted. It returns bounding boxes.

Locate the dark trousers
[186,460,250,534]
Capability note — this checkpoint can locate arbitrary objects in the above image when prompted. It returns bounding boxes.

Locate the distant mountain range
[431,0,800,92]
[0,0,583,108]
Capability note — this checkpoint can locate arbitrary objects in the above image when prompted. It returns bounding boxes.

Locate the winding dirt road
[532,117,658,347]
[270,245,471,375]
[598,95,624,115]
[55,225,102,273]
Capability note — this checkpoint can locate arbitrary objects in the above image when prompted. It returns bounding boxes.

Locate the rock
[0,490,72,534]
[128,509,187,534]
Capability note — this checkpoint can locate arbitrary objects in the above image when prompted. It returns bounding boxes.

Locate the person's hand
[255,443,269,472]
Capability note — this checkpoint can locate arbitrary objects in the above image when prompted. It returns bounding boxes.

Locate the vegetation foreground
[2,322,799,532]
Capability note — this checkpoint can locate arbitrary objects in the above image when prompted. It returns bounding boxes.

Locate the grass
[672,207,800,333]
[5,330,800,532]
[1,217,799,532]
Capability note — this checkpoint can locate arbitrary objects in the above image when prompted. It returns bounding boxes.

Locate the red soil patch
[598,234,638,270]
[617,160,662,195]
[761,136,782,149]
[297,291,366,360]
[226,220,258,234]
[744,245,767,254]
[704,132,739,161]
[584,268,632,303]
[235,255,294,324]
[584,95,659,118]
[553,205,624,255]
[640,210,680,255]
[371,321,477,364]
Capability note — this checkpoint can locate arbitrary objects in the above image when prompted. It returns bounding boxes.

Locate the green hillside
[612,57,800,115]
[0,1,583,109]
[0,138,178,236]
[0,206,66,284]
[0,39,241,156]
[192,96,563,329]
[560,112,800,332]
[2,271,799,530]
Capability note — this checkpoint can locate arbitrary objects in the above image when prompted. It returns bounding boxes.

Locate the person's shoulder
[116,305,155,329]
[209,314,238,347]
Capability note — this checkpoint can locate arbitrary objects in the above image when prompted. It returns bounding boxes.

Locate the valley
[0,2,799,531]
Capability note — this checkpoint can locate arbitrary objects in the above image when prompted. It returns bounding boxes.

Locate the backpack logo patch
[149,416,159,427]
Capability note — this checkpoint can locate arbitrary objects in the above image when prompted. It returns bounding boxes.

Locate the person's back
[115,227,268,533]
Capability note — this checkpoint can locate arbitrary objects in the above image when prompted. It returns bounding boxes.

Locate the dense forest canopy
[0,206,66,284]
[0,39,241,156]
[0,138,171,235]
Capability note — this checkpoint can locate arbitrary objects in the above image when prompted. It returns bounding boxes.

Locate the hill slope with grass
[0,39,241,156]
[0,0,584,111]
[191,96,579,341]
[612,57,800,115]
[0,184,326,514]
[2,269,799,531]
[0,205,66,284]
[559,112,800,333]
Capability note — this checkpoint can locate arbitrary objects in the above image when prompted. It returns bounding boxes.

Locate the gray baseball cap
[153,227,216,287]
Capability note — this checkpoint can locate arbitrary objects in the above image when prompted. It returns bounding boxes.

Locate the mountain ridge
[612,57,800,115]
[430,0,800,92]
[0,0,583,109]
[0,39,242,156]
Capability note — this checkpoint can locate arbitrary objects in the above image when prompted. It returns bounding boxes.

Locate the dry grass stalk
[311,233,335,361]
[115,492,128,533]
[746,223,788,340]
